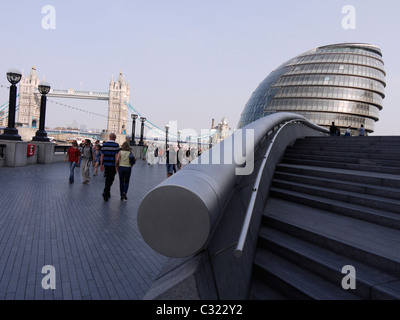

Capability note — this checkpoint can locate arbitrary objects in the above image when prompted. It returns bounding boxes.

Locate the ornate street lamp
[165,124,169,150]
[130,114,138,146]
[138,117,146,146]
[32,81,51,142]
[0,68,22,141]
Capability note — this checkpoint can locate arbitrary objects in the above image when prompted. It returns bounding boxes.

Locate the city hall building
[238,43,386,135]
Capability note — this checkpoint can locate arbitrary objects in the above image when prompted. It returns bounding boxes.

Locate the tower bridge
[17,66,130,135]
[1,66,224,144]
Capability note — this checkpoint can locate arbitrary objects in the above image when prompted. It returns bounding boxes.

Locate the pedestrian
[142,143,148,162]
[93,144,102,176]
[77,141,84,167]
[165,145,176,178]
[116,141,136,200]
[177,147,183,170]
[345,126,351,136]
[81,139,95,184]
[358,124,366,136]
[329,122,338,136]
[100,133,120,201]
[64,140,81,184]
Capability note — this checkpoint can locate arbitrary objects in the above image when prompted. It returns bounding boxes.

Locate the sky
[0,0,400,136]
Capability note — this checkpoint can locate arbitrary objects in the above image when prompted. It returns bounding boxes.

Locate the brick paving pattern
[0,160,169,300]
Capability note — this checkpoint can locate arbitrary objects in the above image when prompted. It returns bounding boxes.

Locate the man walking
[100,133,120,201]
[81,139,95,184]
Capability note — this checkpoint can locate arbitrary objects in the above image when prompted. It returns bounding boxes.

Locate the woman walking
[116,142,135,200]
[64,140,81,183]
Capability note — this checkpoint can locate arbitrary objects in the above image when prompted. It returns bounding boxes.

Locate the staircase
[249,136,400,300]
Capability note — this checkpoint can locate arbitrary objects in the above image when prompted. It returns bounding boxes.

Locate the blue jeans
[118,166,132,196]
[166,164,174,174]
[69,162,77,183]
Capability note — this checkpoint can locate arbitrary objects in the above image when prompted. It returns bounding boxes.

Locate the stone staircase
[249,136,400,300]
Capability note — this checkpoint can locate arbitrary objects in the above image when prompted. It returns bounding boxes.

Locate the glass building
[238,43,386,134]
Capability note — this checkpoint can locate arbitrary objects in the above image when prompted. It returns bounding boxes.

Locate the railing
[137,112,329,258]
[54,145,70,154]
[234,119,313,257]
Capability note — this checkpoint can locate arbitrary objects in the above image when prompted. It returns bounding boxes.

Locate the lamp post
[0,68,22,141]
[138,117,146,146]
[165,125,169,150]
[177,130,181,148]
[130,114,138,146]
[32,81,51,142]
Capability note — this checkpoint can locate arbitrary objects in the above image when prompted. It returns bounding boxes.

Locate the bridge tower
[108,72,130,135]
[17,66,41,128]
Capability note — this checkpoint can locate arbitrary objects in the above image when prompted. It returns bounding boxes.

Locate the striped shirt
[101,140,120,167]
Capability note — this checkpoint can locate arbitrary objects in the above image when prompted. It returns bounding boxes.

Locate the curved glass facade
[238,43,386,134]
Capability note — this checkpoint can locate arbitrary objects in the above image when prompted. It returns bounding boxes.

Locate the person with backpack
[81,139,95,184]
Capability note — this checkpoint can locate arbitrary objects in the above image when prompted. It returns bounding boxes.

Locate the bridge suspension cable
[124,101,213,141]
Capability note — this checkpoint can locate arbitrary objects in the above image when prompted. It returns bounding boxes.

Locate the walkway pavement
[0,159,170,300]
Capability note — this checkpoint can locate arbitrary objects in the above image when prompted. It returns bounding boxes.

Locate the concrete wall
[143,123,327,300]
[0,140,56,167]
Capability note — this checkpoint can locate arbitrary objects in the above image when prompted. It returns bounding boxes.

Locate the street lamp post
[32,81,51,142]
[0,68,22,141]
[177,130,181,148]
[165,125,169,150]
[138,117,146,146]
[130,114,138,146]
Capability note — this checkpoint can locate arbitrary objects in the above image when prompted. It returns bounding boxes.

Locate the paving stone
[0,160,170,299]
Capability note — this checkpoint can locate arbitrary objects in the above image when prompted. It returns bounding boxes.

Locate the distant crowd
[64,133,202,202]
[329,122,366,137]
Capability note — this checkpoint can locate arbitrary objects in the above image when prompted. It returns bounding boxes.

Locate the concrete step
[253,248,360,300]
[296,136,400,145]
[284,149,400,162]
[269,186,400,230]
[286,145,400,156]
[281,157,400,175]
[273,171,400,201]
[283,153,400,168]
[272,179,400,213]
[258,227,400,300]
[248,277,288,300]
[262,197,400,277]
[275,163,400,188]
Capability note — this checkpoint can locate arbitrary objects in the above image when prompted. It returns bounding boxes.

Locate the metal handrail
[234,119,313,258]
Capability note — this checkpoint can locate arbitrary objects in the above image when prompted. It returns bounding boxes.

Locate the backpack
[186,149,190,157]
[82,146,93,159]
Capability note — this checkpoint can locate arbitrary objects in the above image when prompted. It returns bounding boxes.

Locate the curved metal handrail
[234,118,320,257]
[137,112,328,258]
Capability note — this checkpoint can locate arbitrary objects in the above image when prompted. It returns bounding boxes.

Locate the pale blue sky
[1,0,399,135]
